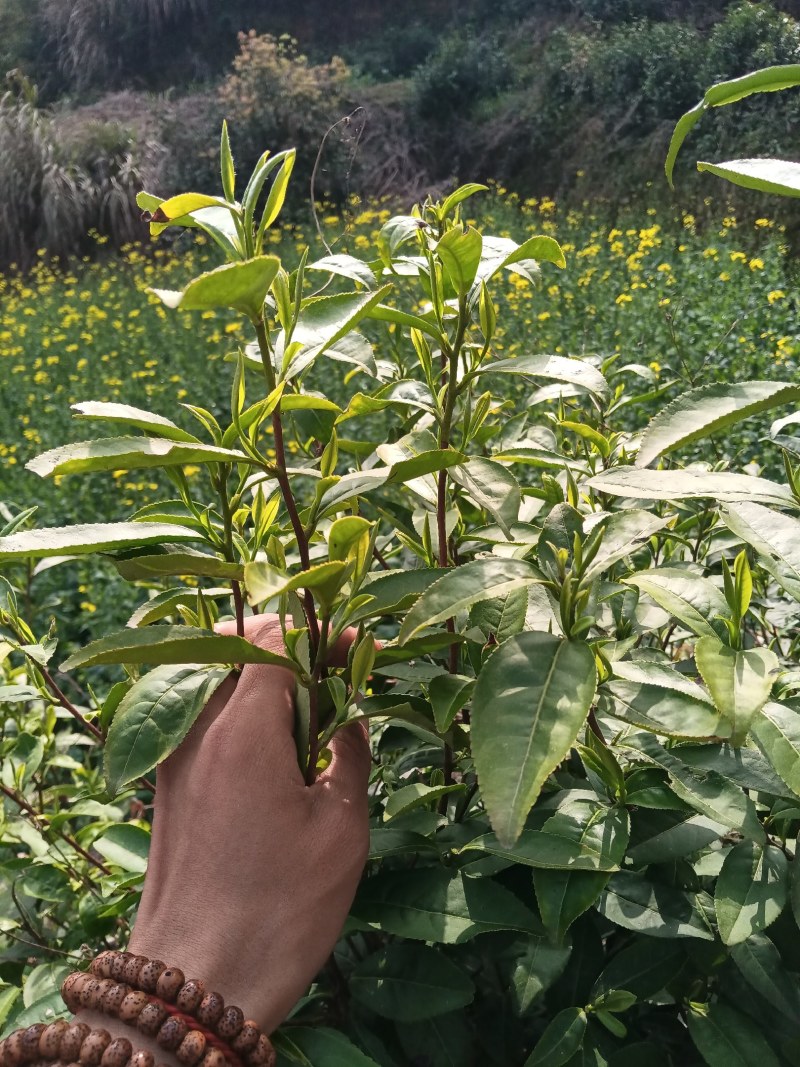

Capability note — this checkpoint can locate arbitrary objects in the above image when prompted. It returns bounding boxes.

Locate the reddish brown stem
[41,666,103,741]
[0,782,111,876]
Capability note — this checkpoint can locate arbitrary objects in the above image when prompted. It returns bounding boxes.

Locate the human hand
[125,614,371,1033]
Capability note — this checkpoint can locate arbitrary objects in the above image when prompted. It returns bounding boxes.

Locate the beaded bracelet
[62,954,274,1067]
[0,1020,164,1067]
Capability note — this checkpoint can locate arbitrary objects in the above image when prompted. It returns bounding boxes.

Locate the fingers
[316,720,371,796]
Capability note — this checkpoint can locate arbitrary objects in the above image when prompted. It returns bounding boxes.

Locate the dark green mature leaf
[589,468,794,507]
[534,870,609,943]
[0,522,203,561]
[472,632,597,847]
[752,702,800,796]
[93,823,150,873]
[686,1000,782,1067]
[349,568,447,622]
[428,674,475,734]
[479,354,609,401]
[349,945,474,1021]
[624,568,728,639]
[623,733,764,841]
[279,1028,380,1067]
[351,867,541,943]
[730,934,800,1019]
[395,1011,473,1067]
[60,626,297,673]
[581,511,667,582]
[597,872,714,940]
[592,940,684,1000]
[626,812,725,866]
[450,457,521,536]
[715,842,788,945]
[721,502,800,598]
[104,664,231,793]
[511,937,572,1013]
[114,552,243,582]
[698,158,800,197]
[470,587,528,644]
[151,256,280,318]
[666,64,800,186]
[695,638,778,746]
[461,806,629,872]
[27,438,250,479]
[599,662,728,739]
[384,783,463,821]
[636,382,800,468]
[675,742,791,797]
[524,1007,587,1067]
[399,559,544,644]
[72,402,199,442]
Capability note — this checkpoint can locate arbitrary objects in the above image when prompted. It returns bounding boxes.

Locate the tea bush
[3,116,800,1065]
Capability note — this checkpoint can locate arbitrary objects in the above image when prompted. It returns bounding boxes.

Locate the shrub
[4,130,800,1064]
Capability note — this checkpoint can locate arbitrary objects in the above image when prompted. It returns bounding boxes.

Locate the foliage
[4,130,800,1066]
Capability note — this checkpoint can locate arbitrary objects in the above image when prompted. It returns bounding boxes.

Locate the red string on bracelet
[155,1001,244,1067]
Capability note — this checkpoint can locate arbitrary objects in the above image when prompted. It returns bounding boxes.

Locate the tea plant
[3,125,800,1065]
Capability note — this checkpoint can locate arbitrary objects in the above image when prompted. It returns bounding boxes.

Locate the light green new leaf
[349,568,447,622]
[27,437,251,479]
[715,841,788,944]
[384,783,464,821]
[61,626,298,673]
[624,568,728,639]
[350,945,474,1022]
[524,1007,587,1067]
[285,285,393,376]
[307,253,377,289]
[0,522,202,561]
[114,552,243,582]
[636,382,800,468]
[449,457,521,536]
[399,559,545,644]
[598,872,714,940]
[105,664,231,793]
[589,468,794,507]
[697,158,800,197]
[695,637,778,746]
[751,701,800,797]
[687,1000,782,1067]
[472,632,597,847]
[623,732,764,841]
[440,182,488,218]
[436,225,483,295]
[666,63,800,186]
[151,256,280,318]
[71,402,199,443]
[243,561,349,606]
[351,867,541,943]
[479,354,609,401]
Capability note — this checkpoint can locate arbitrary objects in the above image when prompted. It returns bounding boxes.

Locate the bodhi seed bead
[4,1032,25,1067]
[80,979,104,1011]
[78,1030,111,1067]
[196,994,224,1029]
[91,953,118,980]
[118,991,149,1024]
[136,1003,168,1038]
[231,1023,259,1055]
[99,1038,132,1067]
[175,1032,206,1067]
[60,1025,91,1063]
[101,983,131,1018]
[176,981,205,1015]
[22,1027,46,1062]
[137,961,165,995]
[155,968,185,1003]
[199,1051,226,1067]
[216,1006,243,1041]
[156,1018,188,1053]
[111,960,134,981]
[129,1053,154,1067]
[39,1021,68,1060]
[122,956,148,987]
[247,1035,274,1067]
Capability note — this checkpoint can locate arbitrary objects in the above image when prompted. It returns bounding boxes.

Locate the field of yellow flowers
[1,189,796,630]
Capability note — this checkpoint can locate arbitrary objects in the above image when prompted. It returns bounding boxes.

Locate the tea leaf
[350,945,474,1021]
[0,522,202,561]
[715,841,788,945]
